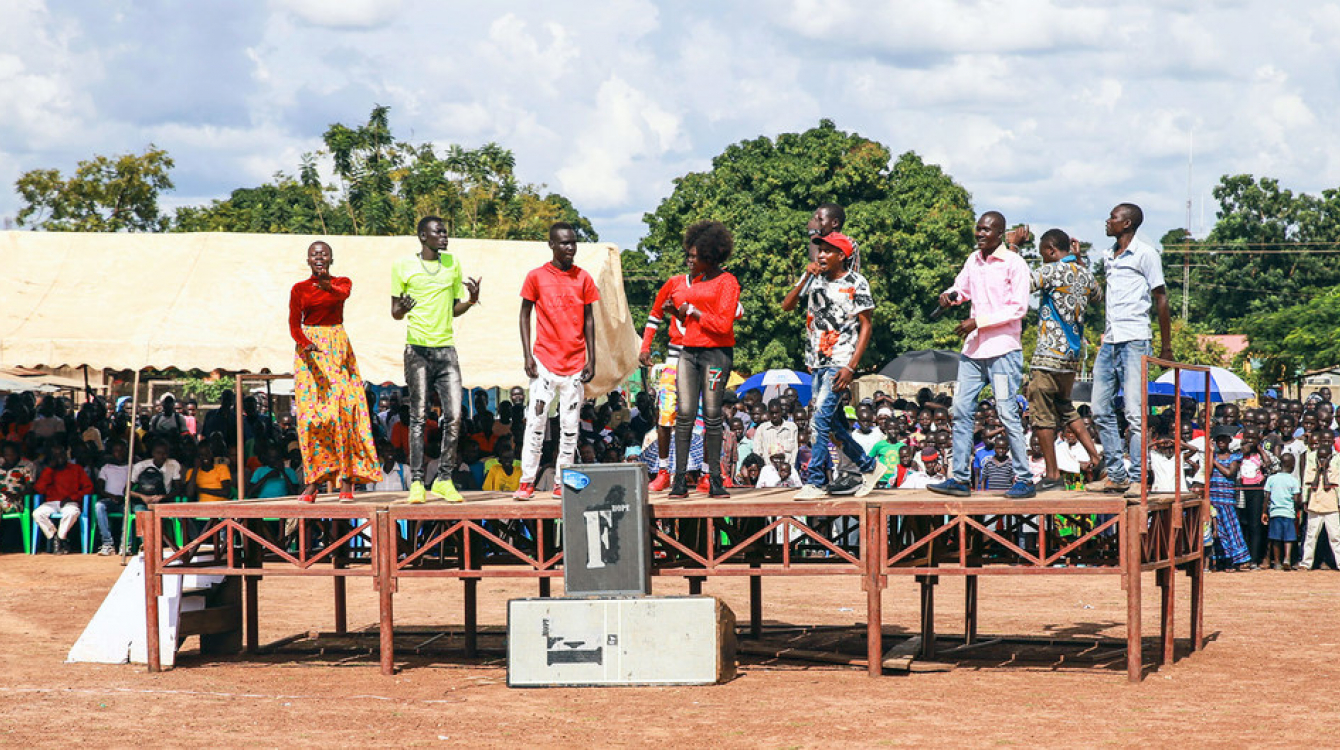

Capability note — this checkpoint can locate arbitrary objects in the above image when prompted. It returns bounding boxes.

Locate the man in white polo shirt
[1087,203,1173,497]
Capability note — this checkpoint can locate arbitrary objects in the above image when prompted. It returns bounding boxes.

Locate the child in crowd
[1208,427,1250,571]
[482,438,522,493]
[1262,453,1300,570]
[979,435,1015,491]
[1300,443,1340,570]
[1148,434,1179,494]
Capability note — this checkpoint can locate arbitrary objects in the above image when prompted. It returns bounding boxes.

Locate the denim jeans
[675,346,732,478]
[404,345,463,483]
[806,367,876,488]
[1091,339,1152,483]
[950,351,1030,484]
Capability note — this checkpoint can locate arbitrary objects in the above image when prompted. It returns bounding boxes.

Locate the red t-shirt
[673,271,740,348]
[35,462,94,504]
[288,276,352,349]
[640,275,690,355]
[521,263,601,376]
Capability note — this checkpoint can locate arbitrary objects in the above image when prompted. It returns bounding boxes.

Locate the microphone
[929,291,959,321]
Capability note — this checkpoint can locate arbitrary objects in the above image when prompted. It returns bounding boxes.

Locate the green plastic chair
[90,496,143,554]
[1,493,32,554]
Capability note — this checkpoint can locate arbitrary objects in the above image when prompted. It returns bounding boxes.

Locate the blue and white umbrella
[734,369,812,405]
[1148,366,1254,403]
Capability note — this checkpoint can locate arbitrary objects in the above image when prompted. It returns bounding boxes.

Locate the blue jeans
[805,367,876,487]
[950,351,1030,484]
[94,497,144,548]
[1091,339,1152,483]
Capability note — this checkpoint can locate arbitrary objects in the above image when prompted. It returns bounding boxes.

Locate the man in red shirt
[33,443,94,554]
[514,222,601,500]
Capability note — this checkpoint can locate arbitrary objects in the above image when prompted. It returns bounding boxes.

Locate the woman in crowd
[288,241,382,502]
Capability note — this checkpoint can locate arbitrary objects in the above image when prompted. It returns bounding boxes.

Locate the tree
[1177,175,1340,330]
[15,146,174,231]
[1241,283,1340,389]
[638,120,975,373]
[172,106,597,240]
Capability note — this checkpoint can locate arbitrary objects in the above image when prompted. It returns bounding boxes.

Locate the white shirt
[130,458,183,488]
[756,465,801,489]
[1149,451,1178,493]
[851,427,885,456]
[373,463,410,492]
[900,470,933,490]
[1055,439,1085,474]
[98,463,130,496]
[1102,235,1165,344]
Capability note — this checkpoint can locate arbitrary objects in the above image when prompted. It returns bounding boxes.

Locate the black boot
[667,473,689,499]
[707,473,729,498]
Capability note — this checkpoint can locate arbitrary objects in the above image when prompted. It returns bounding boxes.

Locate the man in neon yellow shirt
[391,216,481,503]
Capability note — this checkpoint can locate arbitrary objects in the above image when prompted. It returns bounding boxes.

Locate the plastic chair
[90,496,141,555]
[1,493,32,554]
[29,494,92,554]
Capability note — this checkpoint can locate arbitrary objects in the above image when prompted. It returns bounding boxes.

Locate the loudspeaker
[559,464,651,597]
[507,596,737,687]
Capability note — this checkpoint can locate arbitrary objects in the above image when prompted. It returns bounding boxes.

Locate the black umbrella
[878,349,962,384]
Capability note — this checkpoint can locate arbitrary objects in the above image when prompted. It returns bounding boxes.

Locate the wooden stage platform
[138,485,1209,682]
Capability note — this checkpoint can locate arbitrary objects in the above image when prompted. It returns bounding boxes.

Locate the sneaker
[407,481,427,504]
[793,484,827,501]
[1005,480,1036,499]
[98,544,115,556]
[1036,478,1067,493]
[828,472,862,496]
[667,474,689,498]
[53,538,68,555]
[431,478,464,503]
[513,482,535,501]
[855,467,882,498]
[928,478,972,497]
[697,474,710,493]
[551,483,563,498]
[707,474,729,498]
[1123,484,1145,499]
[648,469,671,492]
[1085,478,1130,493]
[1282,562,1292,571]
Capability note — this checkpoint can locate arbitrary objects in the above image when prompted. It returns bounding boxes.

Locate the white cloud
[556,76,686,209]
[273,0,402,29]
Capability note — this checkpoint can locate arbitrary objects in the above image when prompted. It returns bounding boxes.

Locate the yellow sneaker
[431,478,463,503]
[407,481,427,504]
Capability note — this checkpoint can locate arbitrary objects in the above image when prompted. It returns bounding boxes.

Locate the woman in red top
[665,221,740,498]
[289,241,382,502]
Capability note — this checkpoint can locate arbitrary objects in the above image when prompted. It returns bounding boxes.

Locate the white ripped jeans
[520,360,584,486]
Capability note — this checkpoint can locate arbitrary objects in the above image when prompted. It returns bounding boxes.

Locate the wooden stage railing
[140,357,1212,683]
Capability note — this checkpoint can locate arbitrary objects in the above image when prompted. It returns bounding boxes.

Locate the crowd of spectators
[1,381,1336,571]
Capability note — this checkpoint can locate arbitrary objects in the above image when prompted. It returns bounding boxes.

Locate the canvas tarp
[0,232,640,394]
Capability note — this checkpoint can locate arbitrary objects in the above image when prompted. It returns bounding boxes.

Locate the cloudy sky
[3,0,1339,250]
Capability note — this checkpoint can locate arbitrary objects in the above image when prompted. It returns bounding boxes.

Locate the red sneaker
[551,483,563,498]
[648,469,671,492]
[513,482,535,501]
[696,475,710,493]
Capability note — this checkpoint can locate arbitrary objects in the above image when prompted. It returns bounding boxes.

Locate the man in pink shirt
[929,212,1034,498]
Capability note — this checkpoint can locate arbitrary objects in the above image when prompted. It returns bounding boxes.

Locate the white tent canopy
[0,231,640,394]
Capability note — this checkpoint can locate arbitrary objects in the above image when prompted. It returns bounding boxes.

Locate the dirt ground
[1,554,1337,748]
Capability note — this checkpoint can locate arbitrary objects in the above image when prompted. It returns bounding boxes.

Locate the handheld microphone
[929,291,959,321]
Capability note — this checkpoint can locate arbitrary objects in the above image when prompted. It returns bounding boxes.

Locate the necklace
[419,253,443,276]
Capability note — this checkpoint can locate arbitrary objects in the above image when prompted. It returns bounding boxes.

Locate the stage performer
[290,241,382,502]
[665,221,739,499]
[392,217,481,504]
[638,258,692,492]
[781,231,881,499]
[928,213,1036,499]
[514,222,600,500]
[806,202,860,273]
[1086,202,1173,497]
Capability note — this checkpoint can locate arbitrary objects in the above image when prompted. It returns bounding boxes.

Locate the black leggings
[1239,487,1266,563]
[674,346,733,478]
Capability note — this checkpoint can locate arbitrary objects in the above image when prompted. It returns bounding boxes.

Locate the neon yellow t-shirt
[392,253,466,347]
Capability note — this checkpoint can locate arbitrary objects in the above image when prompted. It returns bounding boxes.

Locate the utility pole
[1182,131,1193,321]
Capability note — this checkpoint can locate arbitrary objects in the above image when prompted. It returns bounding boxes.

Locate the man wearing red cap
[782,231,881,499]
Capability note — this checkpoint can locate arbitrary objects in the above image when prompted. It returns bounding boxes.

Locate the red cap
[815,232,854,258]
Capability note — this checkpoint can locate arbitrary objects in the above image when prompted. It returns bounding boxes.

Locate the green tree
[1241,283,1340,388]
[638,120,975,373]
[15,146,174,231]
[173,172,347,234]
[1179,175,1340,330]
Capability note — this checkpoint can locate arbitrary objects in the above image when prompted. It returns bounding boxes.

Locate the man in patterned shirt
[1025,228,1103,491]
[781,232,881,499]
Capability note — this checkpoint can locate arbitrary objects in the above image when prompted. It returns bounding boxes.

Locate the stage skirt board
[137,485,1210,682]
